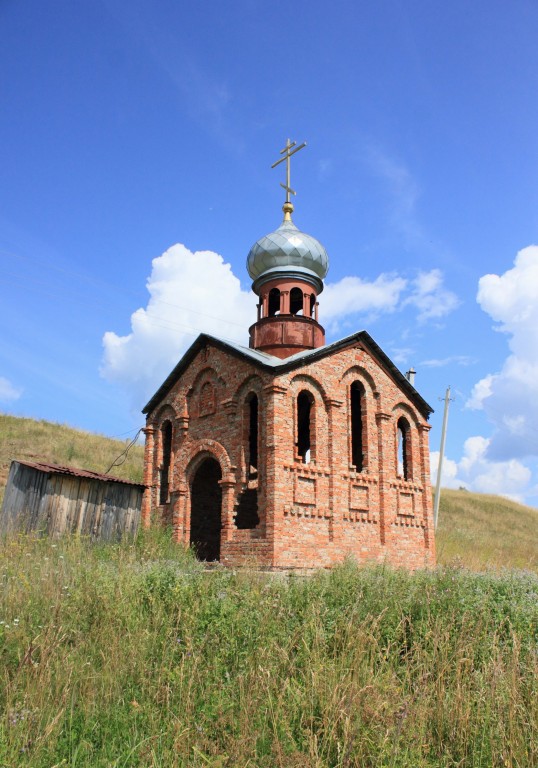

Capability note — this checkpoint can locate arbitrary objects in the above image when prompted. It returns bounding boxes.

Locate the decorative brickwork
[142,331,435,569]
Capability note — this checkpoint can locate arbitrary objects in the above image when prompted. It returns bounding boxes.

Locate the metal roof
[143,331,434,419]
[14,460,145,488]
[247,215,329,281]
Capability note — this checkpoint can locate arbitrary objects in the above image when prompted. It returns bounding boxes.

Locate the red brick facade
[142,331,435,569]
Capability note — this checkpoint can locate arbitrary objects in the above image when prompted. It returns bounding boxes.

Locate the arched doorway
[190,457,222,561]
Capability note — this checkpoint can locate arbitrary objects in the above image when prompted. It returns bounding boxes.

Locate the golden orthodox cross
[271,138,307,203]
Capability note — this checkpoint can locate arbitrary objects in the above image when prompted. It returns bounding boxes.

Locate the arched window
[290,287,303,315]
[297,390,315,464]
[350,381,365,471]
[310,293,316,318]
[397,417,411,480]
[247,393,258,476]
[268,288,281,316]
[159,420,173,504]
[235,392,261,530]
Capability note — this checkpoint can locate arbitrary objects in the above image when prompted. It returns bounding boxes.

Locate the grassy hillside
[436,488,538,572]
[0,413,144,506]
[1,413,537,573]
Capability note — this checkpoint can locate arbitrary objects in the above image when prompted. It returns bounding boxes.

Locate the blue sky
[2,0,538,504]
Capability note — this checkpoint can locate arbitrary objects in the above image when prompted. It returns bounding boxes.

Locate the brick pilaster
[262,382,288,566]
[326,398,344,544]
[375,412,393,545]
[141,425,155,528]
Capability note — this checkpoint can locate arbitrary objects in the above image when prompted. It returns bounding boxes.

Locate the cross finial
[271,139,307,210]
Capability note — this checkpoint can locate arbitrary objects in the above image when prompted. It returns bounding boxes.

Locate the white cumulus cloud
[101,244,252,407]
[0,376,22,404]
[323,268,458,330]
[404,269,460,321]
[467,245,538,460]
[430,436,532,503]
[322,273,407,322]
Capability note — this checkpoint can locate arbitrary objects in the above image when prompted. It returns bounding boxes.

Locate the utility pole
[433,386,453,530]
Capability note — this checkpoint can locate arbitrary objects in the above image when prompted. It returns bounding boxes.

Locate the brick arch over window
[341,366,378,474]
[230,374,264,482]
[340,365,378,399]
[151,403,177,428]
[232,373,264,404]
[396,416,412,480]
[391,401,421,428]
[289,373,329,466]
[350,381,366,472]
[150,404,177,507]
[392,403,422,482]
[289,372,330,405]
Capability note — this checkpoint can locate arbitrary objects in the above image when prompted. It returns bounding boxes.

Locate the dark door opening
[190,457,222,561]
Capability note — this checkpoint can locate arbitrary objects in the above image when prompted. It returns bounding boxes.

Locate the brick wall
[143,336,435,570]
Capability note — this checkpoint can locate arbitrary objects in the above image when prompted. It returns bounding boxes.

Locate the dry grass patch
[436,488,538,573]
[0,414,144,507]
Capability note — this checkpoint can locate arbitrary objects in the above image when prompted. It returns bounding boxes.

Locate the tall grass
[1,530,536,767]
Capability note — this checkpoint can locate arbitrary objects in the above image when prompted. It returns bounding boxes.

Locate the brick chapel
[141,142,436,569]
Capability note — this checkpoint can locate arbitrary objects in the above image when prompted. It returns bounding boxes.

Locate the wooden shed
[0,460,145,541]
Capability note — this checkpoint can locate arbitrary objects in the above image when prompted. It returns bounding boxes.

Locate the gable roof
[13,460,146,488]
[142,332,433,419]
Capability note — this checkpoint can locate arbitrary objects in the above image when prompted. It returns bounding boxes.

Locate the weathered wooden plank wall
[0,461,143,541]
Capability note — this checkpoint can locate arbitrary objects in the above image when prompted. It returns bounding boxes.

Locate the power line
[105,427,145,475]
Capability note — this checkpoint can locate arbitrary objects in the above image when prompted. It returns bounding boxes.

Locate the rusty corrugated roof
[15,460,145,488]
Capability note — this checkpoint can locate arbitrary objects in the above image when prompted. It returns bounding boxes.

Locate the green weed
[0,532,536,766]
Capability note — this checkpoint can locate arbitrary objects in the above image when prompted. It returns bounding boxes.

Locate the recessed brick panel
[349,483,369,512]
[294,474,316,506]
[398,491,415,517]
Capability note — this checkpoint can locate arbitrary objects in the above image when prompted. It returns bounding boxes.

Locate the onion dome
[247,202,329,292]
